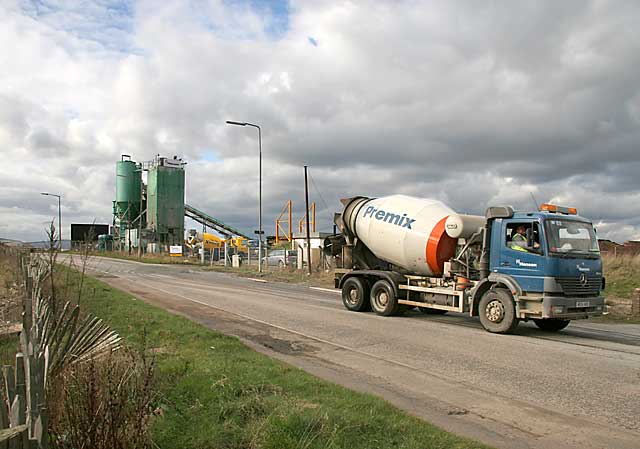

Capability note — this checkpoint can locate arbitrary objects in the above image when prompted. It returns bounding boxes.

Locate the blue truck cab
[473,204,605,332]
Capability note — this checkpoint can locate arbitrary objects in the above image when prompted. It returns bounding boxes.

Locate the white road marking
[248,278,269,283]
[310,287,339,294]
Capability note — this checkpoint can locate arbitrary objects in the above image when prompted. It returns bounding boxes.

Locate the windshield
[544,219,599,255]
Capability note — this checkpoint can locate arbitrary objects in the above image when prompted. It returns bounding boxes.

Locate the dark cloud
[1,0,639,243]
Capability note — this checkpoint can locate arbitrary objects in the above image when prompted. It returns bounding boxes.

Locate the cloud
[1,0,640,244]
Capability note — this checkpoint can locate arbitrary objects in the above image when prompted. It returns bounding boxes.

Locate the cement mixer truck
[328,195,605,334]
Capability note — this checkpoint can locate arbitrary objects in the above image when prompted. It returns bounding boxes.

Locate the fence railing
[0,249,121,448]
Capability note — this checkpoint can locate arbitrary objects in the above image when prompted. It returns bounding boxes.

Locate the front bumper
[517,295,605,319]
[544,296,606,319]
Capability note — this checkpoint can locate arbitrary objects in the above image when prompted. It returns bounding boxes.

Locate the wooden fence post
[632,288,640,316]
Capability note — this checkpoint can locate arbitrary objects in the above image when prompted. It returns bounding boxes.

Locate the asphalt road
[67,256,640,449]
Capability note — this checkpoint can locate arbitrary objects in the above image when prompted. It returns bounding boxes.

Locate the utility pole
[226,120,262,272]
[138,175,144,259]
[128,200,132,255]
[201,223,206,264]
[41,192,62,248]
[304,166,312,276]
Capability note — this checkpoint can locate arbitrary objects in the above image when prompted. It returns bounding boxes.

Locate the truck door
[497,220,545,293]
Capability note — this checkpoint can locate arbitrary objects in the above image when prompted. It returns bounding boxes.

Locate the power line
[307,169,336,224]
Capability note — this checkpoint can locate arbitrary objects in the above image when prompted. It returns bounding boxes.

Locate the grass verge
[202,264,335,288]
[76,271,489,449]
[599,255,640,323]
[68,250,198,265]
[602,254,640,299]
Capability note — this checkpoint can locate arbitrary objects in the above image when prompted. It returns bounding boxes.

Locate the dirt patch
[0,248,23,332]
[607,297,632,316]
[251,333,316,355]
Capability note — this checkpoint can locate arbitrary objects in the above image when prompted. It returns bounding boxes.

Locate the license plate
[576,301,590,308]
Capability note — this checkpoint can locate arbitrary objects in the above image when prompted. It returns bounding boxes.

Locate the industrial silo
[114,155,142,223]
[146,156,185,246]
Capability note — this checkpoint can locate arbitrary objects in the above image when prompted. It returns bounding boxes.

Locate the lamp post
[226,120,263,273]
[41,192,62,247]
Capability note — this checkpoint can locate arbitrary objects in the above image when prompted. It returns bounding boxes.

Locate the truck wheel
[478,289,518,334]
[370,280,399,316]
[418,308,447,315]
[533,319,570,332]
[341,277,370,312]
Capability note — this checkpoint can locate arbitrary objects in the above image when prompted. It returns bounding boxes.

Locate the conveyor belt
[184,204,251,239]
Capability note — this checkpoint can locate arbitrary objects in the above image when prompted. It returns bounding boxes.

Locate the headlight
[551,305,564,314]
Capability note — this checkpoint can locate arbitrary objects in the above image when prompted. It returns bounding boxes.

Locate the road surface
[67,256,640,449]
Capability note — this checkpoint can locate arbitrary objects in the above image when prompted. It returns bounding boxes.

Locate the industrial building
[112,154,249,255]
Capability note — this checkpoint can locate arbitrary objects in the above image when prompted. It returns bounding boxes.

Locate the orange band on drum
[426,216,458,274]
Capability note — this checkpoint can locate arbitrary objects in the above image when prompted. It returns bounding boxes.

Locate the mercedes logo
[579,273,588,286]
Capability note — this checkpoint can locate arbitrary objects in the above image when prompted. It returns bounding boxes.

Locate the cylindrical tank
[98,234,113,251]
[341,195,484,276]
[115,155,141,220]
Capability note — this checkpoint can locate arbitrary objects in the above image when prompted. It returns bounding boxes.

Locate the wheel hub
[377,291,389,307]
[486,299,505,322]
[348,288,359,304]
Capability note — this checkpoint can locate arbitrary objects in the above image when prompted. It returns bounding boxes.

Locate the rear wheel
[478,288,518,334]
[533,319,570,332]
[370,280,400,316]
[341,277,370,312]
[278,260,285,269]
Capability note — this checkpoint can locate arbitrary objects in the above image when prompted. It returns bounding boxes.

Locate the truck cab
[476,204,605,331]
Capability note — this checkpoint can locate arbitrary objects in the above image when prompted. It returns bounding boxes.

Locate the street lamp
[41,192,62,247]
[226,120,263,273]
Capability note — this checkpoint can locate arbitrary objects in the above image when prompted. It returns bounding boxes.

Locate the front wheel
[370,280,400,316]
[533,319,570,332]
[478,289,518,334]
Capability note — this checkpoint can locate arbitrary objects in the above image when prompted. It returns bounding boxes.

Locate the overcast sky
[1,0,639,243]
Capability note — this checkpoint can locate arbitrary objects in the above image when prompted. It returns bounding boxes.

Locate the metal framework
[298,202,316,233]
[275,200,292,244]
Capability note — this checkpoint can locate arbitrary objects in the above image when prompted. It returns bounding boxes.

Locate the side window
[505,222,541,252]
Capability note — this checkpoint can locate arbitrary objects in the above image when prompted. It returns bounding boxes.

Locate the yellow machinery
[229,236,248,252]
[186,231,247,252]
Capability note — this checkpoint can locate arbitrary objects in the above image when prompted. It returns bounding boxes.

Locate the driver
[511,225,528,252]
[511,225,540,252]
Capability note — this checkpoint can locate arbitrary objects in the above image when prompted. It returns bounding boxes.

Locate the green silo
[115,155,142,224]
[146,156,185,246]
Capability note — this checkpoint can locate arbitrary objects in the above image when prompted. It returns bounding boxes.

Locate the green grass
[595,254,640,323]
[0,335,18,366]
[76,272,489,449]
[602,254,640,299]
[69,250,198,265]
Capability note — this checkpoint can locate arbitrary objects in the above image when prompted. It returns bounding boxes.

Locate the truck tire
[533,319,570,332]
[478,288,519,334]
[370,280,400,316]
[418,307,447,315]
[341,277,370,312]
